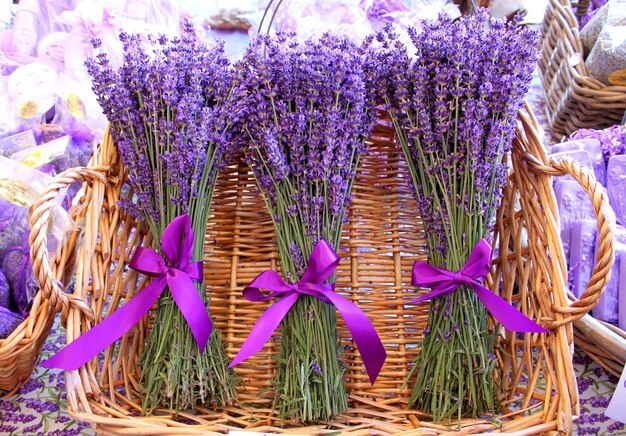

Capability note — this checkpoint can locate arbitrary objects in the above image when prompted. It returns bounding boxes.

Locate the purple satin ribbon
[42,215,213,370]
[229,240,387,385]
[410,239,548,333]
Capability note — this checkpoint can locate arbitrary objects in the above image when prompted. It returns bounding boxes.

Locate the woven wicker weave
[569,0,590,19]
[539,0,626,138]
[0,168,106,394]
[32,108,614,435]
[574,314,626,377]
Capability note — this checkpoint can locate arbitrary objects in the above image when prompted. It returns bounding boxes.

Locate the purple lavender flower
[608,422,626,432]
[25,399,60,413]
[0,399,19,413]
[55,415,72,424]
[288,242,305,277]
[311,361,323,376]
[577,377,593,394]
[86,21,240,224]
[17,378,43,395]
[23,423,43,434]
[233,31,377,259]
[368,12,538,260]
[571,125,626,161]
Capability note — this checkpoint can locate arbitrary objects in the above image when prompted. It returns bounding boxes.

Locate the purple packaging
[617,256,626,331]
[0,305,24,339]
[593,225,626,323]
[554,180,596,261]
[569,220,598,299]
[0,269,9,308]
[551,139,606,186]
[551,141,582,154]
[550,150,595,182]
[607,155,626,226]
[2,246,35,317]
[582,139,606,186]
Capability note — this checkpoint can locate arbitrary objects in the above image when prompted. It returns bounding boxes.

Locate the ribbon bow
[410,239,548,333]
[230,240,387,384]
[42,215,212,370]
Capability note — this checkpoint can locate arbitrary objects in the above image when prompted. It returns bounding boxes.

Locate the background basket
[0,168,105,394]
[539,0,626,138]
[33,108,614,435]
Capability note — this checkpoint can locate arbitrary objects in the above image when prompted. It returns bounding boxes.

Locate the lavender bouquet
[232,33,379,422]
[85,24,239,412]
[371,12,539,420]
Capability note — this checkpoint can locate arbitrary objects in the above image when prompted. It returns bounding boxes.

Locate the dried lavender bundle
[233,33,377,422]
[369,12,539,421]
[86,23,239,413]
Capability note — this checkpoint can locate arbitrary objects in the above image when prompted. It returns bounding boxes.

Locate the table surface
[1,318,624,435]
[1,67,624,436]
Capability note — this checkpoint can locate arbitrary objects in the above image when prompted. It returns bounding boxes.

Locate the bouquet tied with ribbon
[370,11,547,421]
[42,23,241,413]
[231,33,386,422]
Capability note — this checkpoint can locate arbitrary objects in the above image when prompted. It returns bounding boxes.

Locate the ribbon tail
[229,292,300,368]
[41,277,167,370]
[167,270,213,353]
[471,283,549,333]
[322,291,387,384]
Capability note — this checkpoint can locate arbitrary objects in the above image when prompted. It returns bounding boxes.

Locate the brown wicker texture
[0,167,107,394]
[33,108,614,435]
[573,314,626,377]
[539,0,626,138]
[569,0,590,19]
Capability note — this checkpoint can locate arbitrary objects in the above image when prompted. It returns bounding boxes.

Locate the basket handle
[29,166,109,322]
[524,153,615,328]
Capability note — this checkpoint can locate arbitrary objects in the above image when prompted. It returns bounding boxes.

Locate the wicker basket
[32,108,614,435]
[539,0,626,138]
[0,168,106,394]
[573,313,626,377]
[568,0,590,19]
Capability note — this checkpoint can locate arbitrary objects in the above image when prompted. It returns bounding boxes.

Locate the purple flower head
[233,32,377,264]
[86,22,240,225]
[288,241,305,276]
[311,361,323,376]
[367,10,539,259]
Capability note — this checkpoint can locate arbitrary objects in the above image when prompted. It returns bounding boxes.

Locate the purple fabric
[60,118,95,143]
[41,215,212,371]
[229,240,387,384]
[410,239,549,333]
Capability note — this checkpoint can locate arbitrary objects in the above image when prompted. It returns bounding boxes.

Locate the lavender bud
[311,361,323,376]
